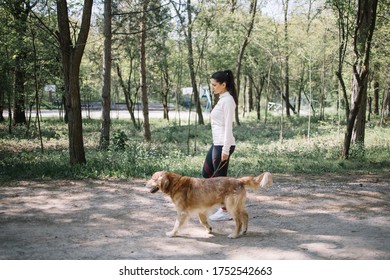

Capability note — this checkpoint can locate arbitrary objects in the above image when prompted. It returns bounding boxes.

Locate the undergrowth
[0,113,389,182]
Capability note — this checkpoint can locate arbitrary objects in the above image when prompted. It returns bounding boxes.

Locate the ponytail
[211,70,238,105]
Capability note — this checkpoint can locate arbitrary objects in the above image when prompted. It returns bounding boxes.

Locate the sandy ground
[0,173,389,260]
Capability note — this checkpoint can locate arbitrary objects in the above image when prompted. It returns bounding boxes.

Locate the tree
[99,0,112,150]
[235,0,257,125]
[152,1,172,121]
[329,0,354,120]
[9,0,37,125]
[385,72,390,118]
[282,0,291,117]
[140,0,151,141]
[170,0,204,125]
[369,0,390,120]
[342,0,378,159]
[0,6,12,124]
[0,61,9,123]
[111,1,141,130]
[56,0,93,164]
[115,62,140,129]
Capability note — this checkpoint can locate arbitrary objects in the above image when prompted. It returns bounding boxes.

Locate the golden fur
[146,171,273,238]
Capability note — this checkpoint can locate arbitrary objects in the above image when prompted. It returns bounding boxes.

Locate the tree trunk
[351,76,368,143]
[0,64,7,123]
[388,78,390,116]
[373,80,379,114]
[116,63,138,128]
[332,0,352,120]
[230,0,237,13]
[13,55,27,125]
[242,76,247,118]
[99,0,112,150]
[57,0,93,165]
[248,75,254,112]
[161,70,170,121]
[11,1,33,125]
[170,0,204,124]
[186,0,204,125]
[249,74,265,121]
[140,0,151,141]
[385,71,390,117]
[342,0,378,159]
[297,63,305,116]
[235,0,257,125]
[282,0,291,117]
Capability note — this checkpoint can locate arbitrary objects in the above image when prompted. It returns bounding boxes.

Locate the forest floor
[0,172,389,260]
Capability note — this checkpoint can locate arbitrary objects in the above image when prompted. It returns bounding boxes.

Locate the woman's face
[210,78,226,94]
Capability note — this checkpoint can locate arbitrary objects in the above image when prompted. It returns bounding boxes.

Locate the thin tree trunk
[381,71,390,126]
[140,0,151,141]
[0,64,7,123]
[235,0,257,125]
[161,70,170,121]
[100,0,112,150]
[13,56,27,125]
[11,1,35,125]
[169,0,204,124]
[31,28,44,153]
[387,73,390,116]
[186,0,204,125]
[249,74,265,121]
[373,80,379,114]
[282,0,291,117]
[332,0,352,120]
[116,63,138,128]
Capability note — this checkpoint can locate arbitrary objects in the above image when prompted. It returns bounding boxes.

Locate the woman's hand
[221,153,229,162]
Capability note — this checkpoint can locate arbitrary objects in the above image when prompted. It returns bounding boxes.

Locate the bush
[112,130,128,151]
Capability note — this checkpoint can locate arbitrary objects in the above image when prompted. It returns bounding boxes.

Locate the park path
[0,173,389,260]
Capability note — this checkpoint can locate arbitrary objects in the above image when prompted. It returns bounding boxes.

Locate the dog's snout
[146,179,159,193]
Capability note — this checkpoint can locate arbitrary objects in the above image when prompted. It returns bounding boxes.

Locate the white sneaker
[209,208,232,221]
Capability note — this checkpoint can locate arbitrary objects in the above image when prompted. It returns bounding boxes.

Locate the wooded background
[0,0,388,165]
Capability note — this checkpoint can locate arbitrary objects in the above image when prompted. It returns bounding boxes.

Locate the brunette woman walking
[202,69,238,221]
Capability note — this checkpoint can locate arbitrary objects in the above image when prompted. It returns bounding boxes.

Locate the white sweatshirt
[210,92,236,155]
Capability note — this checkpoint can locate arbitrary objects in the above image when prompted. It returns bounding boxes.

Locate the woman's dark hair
[211,70,238,105]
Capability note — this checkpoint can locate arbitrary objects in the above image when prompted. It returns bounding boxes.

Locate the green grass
[1,113,389,182]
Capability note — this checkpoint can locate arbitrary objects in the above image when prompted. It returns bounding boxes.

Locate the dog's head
[146,171,171,193]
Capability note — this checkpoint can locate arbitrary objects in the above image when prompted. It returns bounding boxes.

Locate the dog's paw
[166,231,176,238]
[228,233,238,239]
[207,227,212,234]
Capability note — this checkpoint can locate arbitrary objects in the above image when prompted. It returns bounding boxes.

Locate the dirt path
[0,173,389,260]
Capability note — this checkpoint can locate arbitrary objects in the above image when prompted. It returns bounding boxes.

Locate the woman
[202,69,237,221]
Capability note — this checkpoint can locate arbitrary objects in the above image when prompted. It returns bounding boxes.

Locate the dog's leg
[225,197,242,239]
[226,190,249,239]
[166,211,189,237]
[241,208,249,235]
[198,212,212,234]
[228,211,242,239]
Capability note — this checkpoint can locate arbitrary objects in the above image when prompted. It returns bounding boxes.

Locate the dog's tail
[239,172,273,190]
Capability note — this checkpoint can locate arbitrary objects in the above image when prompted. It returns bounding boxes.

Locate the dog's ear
[159,172,170,192]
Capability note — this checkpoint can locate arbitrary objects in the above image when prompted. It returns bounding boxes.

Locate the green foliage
[112,130,128,151]
[1,115,389,183]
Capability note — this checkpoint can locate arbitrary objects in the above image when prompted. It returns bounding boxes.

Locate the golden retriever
[146,171,273,238]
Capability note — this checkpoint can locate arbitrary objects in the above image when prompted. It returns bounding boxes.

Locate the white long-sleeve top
[210,91,236,155]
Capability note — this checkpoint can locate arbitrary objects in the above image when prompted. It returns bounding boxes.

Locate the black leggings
[202,145,235,178]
